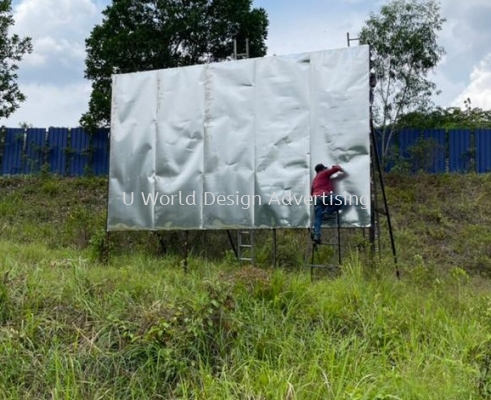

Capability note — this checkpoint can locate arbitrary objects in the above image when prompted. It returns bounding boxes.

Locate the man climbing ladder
[310,163,348,244]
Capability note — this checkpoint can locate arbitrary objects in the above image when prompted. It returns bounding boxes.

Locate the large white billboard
[107,45,371,231]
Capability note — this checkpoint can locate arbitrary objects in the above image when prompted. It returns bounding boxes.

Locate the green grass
[1,239,491,398]
[1,173,491,398]
[384,172,491,275]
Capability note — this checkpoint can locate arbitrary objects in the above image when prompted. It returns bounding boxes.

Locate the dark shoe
[313,235,321,244]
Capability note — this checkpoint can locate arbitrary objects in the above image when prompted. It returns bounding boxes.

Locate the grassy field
[1,173,491,399]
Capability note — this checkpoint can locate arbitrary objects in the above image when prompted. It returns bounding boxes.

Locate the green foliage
[359,0,446,161]
[88,228,113,264]
[18,121,33,130]
[397,98,491,130]
[0,176,109,250]
[0,0,32,118]
[406,253,437,287]
[81,0,269,131]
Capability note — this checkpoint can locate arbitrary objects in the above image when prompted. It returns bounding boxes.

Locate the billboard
[107,45,371,231]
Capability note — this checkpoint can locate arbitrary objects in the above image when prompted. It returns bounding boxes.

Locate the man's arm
[321,165,342,179]
[332,165,348,181]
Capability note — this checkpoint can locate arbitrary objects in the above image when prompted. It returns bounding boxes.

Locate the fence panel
[399,129,421,158]
[449,129,472,173]
[23,128,47,174]
[1,128,24,175]
[48,128,68,175]
[69,128,90,176]
[476,129,491,173]
[92,129,109,176]
[423,129,446,173]
[398,129,421,173]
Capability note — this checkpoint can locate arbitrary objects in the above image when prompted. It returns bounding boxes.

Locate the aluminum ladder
[306,210,342,278]
[237,230,254,264]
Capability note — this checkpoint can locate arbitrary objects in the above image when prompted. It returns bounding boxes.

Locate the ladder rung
[239,244,252,248]
[240,258,253,261]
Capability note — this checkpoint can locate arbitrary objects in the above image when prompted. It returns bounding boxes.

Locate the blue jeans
[313,194,344,238]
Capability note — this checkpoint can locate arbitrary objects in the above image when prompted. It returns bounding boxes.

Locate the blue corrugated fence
[398,129,421,174]
[23,128,46,174]
[2,128,23,175]
[449,130,471,173]
[476,129,491,173]
[0,127,109,176]
[423,129,446,174]
[69,128,90,176]
[49,128,68,176]
[0,127,490,176]
[376,128,491,174]
[92,129,109,176]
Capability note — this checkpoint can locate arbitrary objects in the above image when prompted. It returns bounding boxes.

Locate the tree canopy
[359,0,446,158]
[0,0,32,119]
[81,0,269,131]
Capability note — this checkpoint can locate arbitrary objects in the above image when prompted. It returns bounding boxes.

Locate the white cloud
[452,53,491,110]
[435,0,491,107]
[1,82,92,128]
[13,0,98,37]
[13,0,99,66]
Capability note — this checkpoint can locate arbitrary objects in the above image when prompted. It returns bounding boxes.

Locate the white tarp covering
[107,45,371,231]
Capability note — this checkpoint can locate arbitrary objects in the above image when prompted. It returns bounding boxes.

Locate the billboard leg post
[370,115,399,279]
[336,212,342,265]
[102,231,110,265]
[272,228,277,268]
[156,232,167,255]
[226,230,238,260]
[183,231,189,273]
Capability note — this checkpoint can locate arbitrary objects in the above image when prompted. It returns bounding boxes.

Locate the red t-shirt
[311,166,341,197]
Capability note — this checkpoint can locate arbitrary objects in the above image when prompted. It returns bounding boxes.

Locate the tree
[81,0,268,131]
[0,0,32,119]
[358,0,445,161]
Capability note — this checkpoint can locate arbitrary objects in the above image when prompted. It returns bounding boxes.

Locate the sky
[1,0,490,128]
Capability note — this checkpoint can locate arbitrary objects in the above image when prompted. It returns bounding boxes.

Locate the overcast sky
[1,0,490,128]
